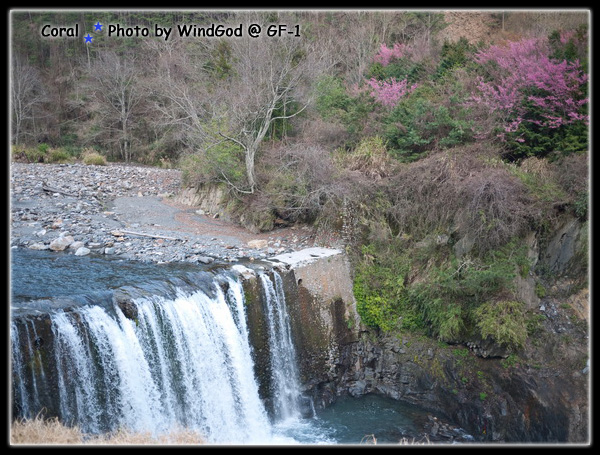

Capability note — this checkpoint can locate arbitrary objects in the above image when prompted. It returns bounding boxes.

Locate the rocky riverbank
[10,162,332,264]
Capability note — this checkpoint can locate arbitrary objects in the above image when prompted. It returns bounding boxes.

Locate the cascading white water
[259,272,303,421]
[43,276,273,444]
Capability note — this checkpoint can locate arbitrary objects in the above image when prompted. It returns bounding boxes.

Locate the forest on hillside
[10,9,590,345]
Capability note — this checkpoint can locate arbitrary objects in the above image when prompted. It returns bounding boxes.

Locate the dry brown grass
[385,144,535,254]
[10,416,205,446]
[11,417,84,445]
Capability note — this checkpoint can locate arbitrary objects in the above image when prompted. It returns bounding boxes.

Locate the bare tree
[145,37,223,160]
[11,54,46,145]
[86,51,143,162]
[334,12,381,86]
[322,11,430,85]
[149,13,330,193]
[213,14,328,193]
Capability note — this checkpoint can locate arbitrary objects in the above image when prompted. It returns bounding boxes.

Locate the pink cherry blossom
[469,36,588,138]
[373,43,407,66]
[365,77,418,107]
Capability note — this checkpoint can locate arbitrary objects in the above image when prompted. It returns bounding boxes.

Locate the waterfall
[259,272,303,421]
[11,320,39,420]
[12,275,275,444]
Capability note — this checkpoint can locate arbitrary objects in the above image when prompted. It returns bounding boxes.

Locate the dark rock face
[318,321,588,443]
[242,274,275,404]
[241,256,360,415]
[114,294,138,321]
[11,315,61,419]
[539,217,587,277]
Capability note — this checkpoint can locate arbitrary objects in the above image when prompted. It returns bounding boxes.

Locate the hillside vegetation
[11,10,589,348]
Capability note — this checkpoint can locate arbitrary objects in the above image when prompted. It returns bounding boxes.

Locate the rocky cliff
[246,233,589,443]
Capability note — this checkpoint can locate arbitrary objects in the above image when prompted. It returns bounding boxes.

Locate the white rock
[69,241,85,250]
[232,265,255,279]
[247,239,268,249]
[74,247,91,256]
[49,235,74,251]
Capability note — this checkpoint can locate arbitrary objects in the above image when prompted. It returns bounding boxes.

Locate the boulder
[49,235,74,251]
[115,295,138,321]
[539,217,587,277]
[247,239,268,249]
[197,256,214,264]
[69,241,85,251]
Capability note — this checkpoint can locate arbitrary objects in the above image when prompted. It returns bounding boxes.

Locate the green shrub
[383,88,472,162]
[503,118,588,163]
[315,75,376,144]
[535,282,546,299]
[180,140,245,188]
[37,143,50,154]
[435,37,477,79]
[501,353,519,369]
[500,85,588,162]
[315,75,352,121]
[353,244,424,333]
[335,136,393,179]
[474,300,527,349]
[424,299,465,342]
[82,151,107,165]
[47,148,71,163]
[367,57,429,86]
[262,166,312,221]
[408,239,528,342]
[25,148,46,163]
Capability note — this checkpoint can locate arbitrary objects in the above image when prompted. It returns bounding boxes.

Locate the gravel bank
[10,162,329,265]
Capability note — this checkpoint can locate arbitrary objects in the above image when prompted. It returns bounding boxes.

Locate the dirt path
[110,195,314,249]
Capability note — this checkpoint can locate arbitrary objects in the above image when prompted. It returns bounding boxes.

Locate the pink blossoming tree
[470,36,588,144]
[373,43,408,66]
[365,77,419,107]
[366,43,417,108]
